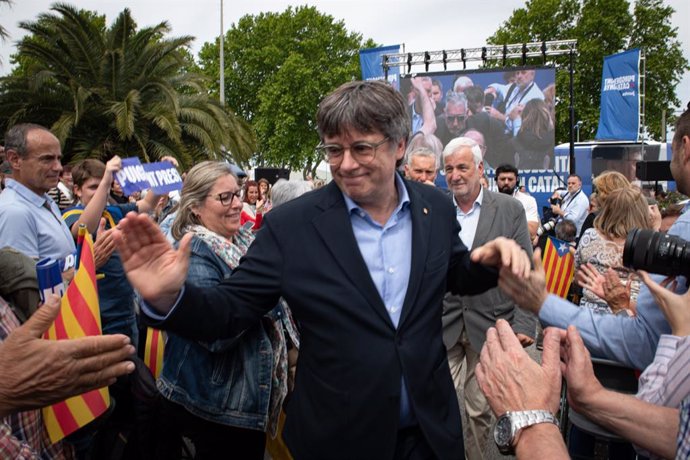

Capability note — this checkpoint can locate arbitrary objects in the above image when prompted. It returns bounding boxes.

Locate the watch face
[494,415,512,447]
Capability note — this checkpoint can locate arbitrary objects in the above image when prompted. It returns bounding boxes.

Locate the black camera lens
[623,228,690,279]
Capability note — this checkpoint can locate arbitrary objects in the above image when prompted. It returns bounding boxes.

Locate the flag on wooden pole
[42,225,110,443]
[543,236,575,298]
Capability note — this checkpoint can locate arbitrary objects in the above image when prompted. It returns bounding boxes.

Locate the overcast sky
[1,1,688,125]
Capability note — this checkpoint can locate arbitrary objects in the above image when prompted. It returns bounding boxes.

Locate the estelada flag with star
[42,225,110,443]
[543,236,575,298]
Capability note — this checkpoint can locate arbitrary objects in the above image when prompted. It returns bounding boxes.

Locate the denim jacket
[157,236,278,430]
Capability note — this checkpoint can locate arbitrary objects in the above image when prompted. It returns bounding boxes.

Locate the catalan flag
[42,226,110,443]
[143,327,165,379]
[543,236,575,298]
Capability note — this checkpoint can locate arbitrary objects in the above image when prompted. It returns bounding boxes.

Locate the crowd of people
[405,69,556,172]
[0,81,688,460]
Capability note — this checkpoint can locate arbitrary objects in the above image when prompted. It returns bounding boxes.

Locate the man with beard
[495,164,539,239]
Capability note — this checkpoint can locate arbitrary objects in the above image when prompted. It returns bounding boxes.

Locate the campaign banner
[595,48,641,141]
[360,45,401,89]
[115,158,150,196]
[142,162,183,194]
[114,158,183,195]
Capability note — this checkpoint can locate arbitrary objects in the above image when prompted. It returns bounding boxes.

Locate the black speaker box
[636,161,674,181]
[255,168,290,185]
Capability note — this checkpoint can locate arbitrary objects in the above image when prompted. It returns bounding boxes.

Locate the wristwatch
[493,410,559,455]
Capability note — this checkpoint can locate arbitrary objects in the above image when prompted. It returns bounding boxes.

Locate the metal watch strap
[509,409,559,433]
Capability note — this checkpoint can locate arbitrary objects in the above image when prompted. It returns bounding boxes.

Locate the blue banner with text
[596,49,641,141]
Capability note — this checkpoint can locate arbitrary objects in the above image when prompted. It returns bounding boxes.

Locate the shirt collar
[453,186,483,212]
[342,173,411,217]
[4,178,51,208]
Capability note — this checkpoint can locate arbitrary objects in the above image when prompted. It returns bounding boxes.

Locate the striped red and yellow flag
[42,227,110,443]
[144,327,165,379]
[543,236,575,298]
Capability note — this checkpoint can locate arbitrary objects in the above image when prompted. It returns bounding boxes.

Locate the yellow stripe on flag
[43,226,110,443]
[144,328,165,379]
[543,236,575,299]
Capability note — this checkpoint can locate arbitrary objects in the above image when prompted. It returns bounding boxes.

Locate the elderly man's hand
[476,319,562,416]
[560,325,604,413]
[498,248,548,314]
[639,271,690,337]
[0,295,135,418]
[471,236,531,279]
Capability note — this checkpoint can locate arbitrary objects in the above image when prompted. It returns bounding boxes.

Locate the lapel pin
[423,208,428,215]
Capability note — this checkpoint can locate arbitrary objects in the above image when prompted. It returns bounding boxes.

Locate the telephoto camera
[623,228,690,278]
[549,196,563,206]
[537,219,557,237]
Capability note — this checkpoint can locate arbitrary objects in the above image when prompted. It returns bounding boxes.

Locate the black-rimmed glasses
[211,190,241,206]
[316,137,390,166]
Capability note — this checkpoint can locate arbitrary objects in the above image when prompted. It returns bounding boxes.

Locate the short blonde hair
[594,186,651,239]
[592,171,630,207]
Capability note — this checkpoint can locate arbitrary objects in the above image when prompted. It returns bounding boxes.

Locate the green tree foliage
[198,6,375,177]
[487,0,688,142]
[0,3,256,167]
[0,0,12,65]
[629,0,687,137]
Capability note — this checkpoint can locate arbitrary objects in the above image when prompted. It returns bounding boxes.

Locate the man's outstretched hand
[0,295,135,417]
[471,236,531,279]
[112,212,192,313]
[476,319,562,416]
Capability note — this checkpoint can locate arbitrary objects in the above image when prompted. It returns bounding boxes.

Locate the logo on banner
[596,48,641,141]
[603,75,636,97]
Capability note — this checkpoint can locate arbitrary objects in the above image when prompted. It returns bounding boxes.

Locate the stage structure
[382,40,578,173]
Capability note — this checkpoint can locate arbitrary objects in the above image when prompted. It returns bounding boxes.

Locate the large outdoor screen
[399,66,558,206]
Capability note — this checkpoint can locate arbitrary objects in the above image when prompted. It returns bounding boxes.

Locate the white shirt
[453,187,483,250]
[513,190,539,224]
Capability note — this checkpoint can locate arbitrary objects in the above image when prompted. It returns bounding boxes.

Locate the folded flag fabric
[42,226,110,443]
[543,236,575,298]
[144,327,165,379]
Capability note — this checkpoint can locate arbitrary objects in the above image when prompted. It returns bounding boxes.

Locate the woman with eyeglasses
[155,161,298,458]
[241,180,266,231]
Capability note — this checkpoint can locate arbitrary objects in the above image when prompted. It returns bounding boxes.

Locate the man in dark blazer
[114,81,531,460]
[440,137,536,459]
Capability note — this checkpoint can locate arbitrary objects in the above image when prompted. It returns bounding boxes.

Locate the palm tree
[0,0,11,40]
[0,3,255,167]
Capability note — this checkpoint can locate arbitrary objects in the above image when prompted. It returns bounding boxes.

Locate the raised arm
[112,212,192,312]
[134,187,161,215]
[71,156,121,237]
[562,325,679,459]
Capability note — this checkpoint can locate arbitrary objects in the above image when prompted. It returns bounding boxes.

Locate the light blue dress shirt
[560,189,590,234]
[540,205,690,370]
[453,187,483,250]
[342,173,415,427]
[0,179,75,261]
[411,104,424,135]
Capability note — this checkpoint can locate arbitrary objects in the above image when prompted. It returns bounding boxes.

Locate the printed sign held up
[114,157,183,195]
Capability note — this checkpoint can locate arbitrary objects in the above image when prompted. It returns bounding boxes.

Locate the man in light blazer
[441,137,535,460]
[113,81,531,460]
